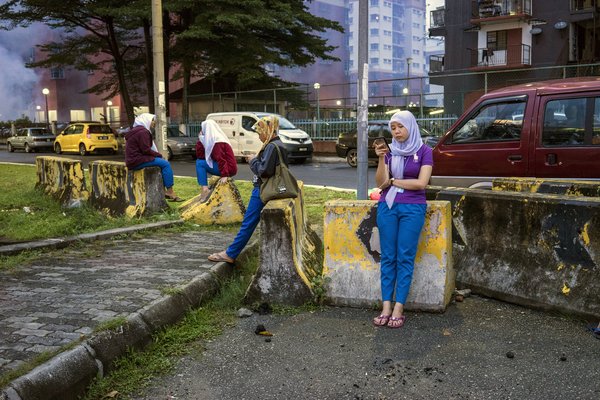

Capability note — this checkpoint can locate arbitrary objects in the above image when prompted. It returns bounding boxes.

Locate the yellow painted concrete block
[323,200,454,311]
[179,179,245,225]
[35,156,89,206]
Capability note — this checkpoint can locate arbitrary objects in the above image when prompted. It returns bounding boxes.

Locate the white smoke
[0,26,42,121]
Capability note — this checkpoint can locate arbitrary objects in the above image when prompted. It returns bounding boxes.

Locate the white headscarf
[385,110,423,209]
[133,113,155,132]
[200,119,231,168]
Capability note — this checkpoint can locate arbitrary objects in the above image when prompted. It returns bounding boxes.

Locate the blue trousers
[376,202,427,304]
[226,186,264,260]
[196,159,221,186]
[131,158,174,188]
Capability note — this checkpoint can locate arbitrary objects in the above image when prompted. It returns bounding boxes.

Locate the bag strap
[270,142,285,168]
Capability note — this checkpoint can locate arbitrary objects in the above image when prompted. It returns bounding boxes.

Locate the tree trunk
[106,18,135,126]
[143,18,155,115]
[182,64,191,124]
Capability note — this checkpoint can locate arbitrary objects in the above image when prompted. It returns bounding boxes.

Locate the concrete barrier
[179,178,246,225]
[322,200,454,311]
[244,182,324,306]
[89,161,168,218]
[35,156,89,207]
[493,177,600,197]
[434,187,600,318]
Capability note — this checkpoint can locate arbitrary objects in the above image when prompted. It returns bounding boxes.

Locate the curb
[0,220,185,256]
[1,241,258,400]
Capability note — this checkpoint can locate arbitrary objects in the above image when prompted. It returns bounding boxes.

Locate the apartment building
[428,0,600,114]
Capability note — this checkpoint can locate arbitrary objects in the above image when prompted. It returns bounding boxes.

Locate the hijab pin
[413,154,418,162]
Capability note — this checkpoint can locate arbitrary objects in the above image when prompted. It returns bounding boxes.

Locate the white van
[205,112,313,163]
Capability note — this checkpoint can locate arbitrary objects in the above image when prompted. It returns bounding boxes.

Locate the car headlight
[279,133,290,141]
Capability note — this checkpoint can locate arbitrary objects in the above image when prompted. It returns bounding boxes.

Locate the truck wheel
[346,149,357,168]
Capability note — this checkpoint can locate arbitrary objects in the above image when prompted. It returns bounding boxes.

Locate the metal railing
[474,0,532,19]
[474,44,531,67]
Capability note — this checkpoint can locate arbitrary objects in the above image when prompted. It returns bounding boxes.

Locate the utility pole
[151,0,168,158]
[356,0,369,200]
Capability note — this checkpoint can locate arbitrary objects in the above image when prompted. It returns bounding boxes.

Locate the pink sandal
[373,314,391,327]
[387,315,406,329]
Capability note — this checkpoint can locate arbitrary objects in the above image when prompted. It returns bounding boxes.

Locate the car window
[31,128,50,136]
[368,124,382,138]
[88,125,113,134]
[242,116,257,131]
[450,99,525,143]
[593,98,600,145]
[542,98,588,146]
[17,129,25,137]
[73,125,84,134]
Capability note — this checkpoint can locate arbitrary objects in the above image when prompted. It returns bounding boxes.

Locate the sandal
[166,195,184,202]
[208,251,235,264]
[373,314,391,327]
[387,315,406,329]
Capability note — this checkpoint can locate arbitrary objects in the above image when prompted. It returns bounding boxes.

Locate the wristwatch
[390,178,395,186]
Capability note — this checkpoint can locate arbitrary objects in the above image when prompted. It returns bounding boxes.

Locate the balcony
[470,44,531,70]
[429,54,444,73]
[429,7,446,36]
[472,0,532,22]
[571,0,595,11]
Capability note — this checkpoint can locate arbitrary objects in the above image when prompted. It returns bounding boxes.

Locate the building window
[412,22,420,28]
[50,67,64,79]
[383,58,392,64]
[412,49,420,55]
[383,16,392,22]
[370,0,379,6]
[384,1,392,7]
[384,44,392,50]
[384,30,392,36]
[487,31,507,51]
[370,28,379,36]
[370,57,380,64]
[370,14,380,22]
[371,43,379,50]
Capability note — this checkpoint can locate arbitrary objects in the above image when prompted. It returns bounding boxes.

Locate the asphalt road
[132,296,600,400]
[0,145,377,191]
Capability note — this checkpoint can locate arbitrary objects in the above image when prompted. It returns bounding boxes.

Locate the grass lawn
[0,163,356,243]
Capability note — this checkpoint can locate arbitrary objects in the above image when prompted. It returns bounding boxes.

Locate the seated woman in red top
[195,119,238,202]
[125,113,182,202]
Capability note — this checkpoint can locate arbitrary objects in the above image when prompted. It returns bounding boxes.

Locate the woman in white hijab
[195,119,237,202]
[372,110,433,329]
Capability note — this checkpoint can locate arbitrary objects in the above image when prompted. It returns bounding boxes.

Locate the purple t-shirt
[379,144,433,205]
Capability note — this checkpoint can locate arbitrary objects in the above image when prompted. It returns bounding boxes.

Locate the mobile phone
[373,137,390,151]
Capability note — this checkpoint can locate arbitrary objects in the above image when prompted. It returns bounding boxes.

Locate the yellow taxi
[54,122,118,155]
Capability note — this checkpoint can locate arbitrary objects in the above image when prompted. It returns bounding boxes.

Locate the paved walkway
[0,229,235,377]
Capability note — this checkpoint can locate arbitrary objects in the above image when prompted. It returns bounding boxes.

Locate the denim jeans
[376,202,427,304]
[195,159,221,186]
[131,157,174,188]
[226,186,264,260]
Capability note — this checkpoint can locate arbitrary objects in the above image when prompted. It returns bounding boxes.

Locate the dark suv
[335,120,431,167]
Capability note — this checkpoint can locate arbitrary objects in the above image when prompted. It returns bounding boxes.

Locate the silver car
[7,127,55,153]
[166,127,197,161]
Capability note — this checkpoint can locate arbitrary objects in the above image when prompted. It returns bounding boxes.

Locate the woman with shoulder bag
[208,115,292,264]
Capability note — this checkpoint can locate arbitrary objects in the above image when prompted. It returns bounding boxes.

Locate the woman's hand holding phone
[373,137,390,156]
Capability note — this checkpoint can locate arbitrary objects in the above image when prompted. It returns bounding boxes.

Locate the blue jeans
[195,159,221,186]
[131,158,174,188]
[376,202,427,304]
[226,186,264,260]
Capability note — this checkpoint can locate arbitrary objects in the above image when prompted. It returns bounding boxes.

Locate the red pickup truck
[431,77,600,188]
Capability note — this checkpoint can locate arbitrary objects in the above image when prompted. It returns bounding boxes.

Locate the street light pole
[42,88,50,130]
[105,100,113,125]
[313,82,320,138]
[406,57,412,109]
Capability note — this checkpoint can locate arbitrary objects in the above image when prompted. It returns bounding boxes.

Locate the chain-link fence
[172,63,600,140]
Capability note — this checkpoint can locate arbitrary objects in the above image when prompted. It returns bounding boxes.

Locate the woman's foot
[199,187,211,203]
[208,251,235,263]
[373,314,391,327]
[387,315,406,329]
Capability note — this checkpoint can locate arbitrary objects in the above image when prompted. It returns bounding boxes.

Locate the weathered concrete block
[493,177,600,197]
[323,200,454,312]
[245,183,324,306]
[179,179,246,224]
[8,345,98,400]
[435,187,600,318]
[89,161,168,217]
[35,156,89,207]
[138,292,192,332]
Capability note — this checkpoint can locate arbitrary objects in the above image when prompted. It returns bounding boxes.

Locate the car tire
[7,142,13,152]
[54,143,62,154]
[24,143,31,153]
[167,147,173,161]
[346,149,358,168]
[79,143,87,156]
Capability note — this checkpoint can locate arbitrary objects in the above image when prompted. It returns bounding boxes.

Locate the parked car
[54,122,118,155]
[335,120,432,167]
[166,127,197,160]
[431,77,600,188]
[7,127,55,153]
